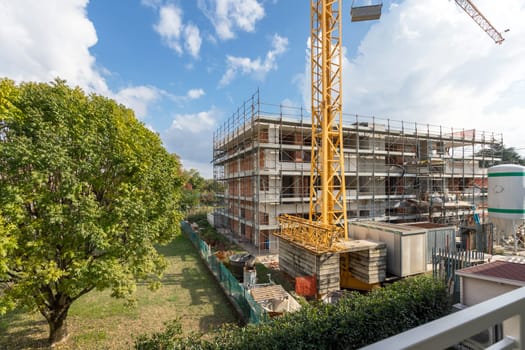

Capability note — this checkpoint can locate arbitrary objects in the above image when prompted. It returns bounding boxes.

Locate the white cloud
[154,4,184,54]
[295,36,312,109]
[280,98,296,108]
[184,24,202,58]
[114,86,162,120]
[153,4,202,57]
[197,0,265,40]
[0,0,169,123]
[162,107,222,177]
[280,98,303,117]
[187,88,205,99]
[299,0,525,150]
[219,34,288,86]
[0,0,108,93]
[166,88,206,104]
[140,0,162,9]
[169,110,216,133]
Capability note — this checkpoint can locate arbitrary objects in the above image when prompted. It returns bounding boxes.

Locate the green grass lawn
[0,233,238,350]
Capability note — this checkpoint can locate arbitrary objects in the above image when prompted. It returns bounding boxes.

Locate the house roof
[457,260,525,286]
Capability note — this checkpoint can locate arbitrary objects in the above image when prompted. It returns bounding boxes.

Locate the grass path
[0,233,237,349]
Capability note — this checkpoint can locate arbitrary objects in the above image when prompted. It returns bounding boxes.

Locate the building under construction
[212,92,503,253]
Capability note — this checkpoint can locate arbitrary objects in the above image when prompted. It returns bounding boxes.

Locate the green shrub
[186,213,208,227]
[135,275,450,349]
[134,319,207,350]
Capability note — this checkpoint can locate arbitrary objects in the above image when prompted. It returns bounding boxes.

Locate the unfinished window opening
[282,176,294,197]
[303,135,312,147]
[343,134,357,148]
[260,175,269,191]
[259,212,269,225]
[301,150,311,162]
[279,150,294,162]
[359,176,371,194]
[387,176,403,195]
[281,176,309,197]
[359,210,371,217]
[345,176,358,190]
[359,135,370,150]
[280,132,295,145]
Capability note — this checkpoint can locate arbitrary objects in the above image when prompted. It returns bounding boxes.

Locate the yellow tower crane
[278,0,381,253]
[278,0,505,254]
[309,0,349,236]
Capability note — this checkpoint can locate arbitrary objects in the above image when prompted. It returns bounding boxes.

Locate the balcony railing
[362,286,525,350]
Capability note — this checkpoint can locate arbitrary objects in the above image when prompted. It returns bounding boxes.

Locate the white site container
[406,222,456,264]
[350,221,427,277]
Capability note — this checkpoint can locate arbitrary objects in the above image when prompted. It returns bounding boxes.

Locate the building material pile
[348,245,387,284]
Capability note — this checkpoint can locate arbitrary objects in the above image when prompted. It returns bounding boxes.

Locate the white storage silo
[488,164,525,252]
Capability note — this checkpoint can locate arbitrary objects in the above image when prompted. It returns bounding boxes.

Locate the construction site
[212,93,505,291]
[211,0,519,296]
[213,92,501,245]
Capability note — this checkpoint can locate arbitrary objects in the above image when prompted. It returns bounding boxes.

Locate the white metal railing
[361,286,525,350]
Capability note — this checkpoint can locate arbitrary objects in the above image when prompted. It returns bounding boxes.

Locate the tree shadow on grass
[180,266,239,332]
[0,311,50,350]
[156,232,238,332]
[180,267,216,306]
[156,234,194,260]
[198,304,241,334]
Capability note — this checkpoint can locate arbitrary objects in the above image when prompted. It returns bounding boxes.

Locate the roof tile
[458,260,525,283]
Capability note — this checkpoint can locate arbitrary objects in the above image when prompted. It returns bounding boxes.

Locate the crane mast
[454,0,505,44]
[310,0,348,236]
[277,0,347,252]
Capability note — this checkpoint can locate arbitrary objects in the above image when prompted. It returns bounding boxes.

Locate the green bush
[186,213,209,227]
[135,319,207,350]
[135,275,450,349]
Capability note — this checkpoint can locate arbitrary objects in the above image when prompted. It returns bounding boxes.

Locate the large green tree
[0,79,184,345]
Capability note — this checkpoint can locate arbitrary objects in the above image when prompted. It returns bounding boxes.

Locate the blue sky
[1,0,525,178]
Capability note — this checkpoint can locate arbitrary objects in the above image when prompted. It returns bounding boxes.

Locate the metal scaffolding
[212,91,503,253]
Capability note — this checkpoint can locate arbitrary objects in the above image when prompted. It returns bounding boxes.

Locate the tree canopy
[0,79,184,345]
[477,143,525,167]
[180,169,224,211]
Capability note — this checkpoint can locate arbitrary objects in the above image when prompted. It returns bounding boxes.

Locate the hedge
[135,275,451,350]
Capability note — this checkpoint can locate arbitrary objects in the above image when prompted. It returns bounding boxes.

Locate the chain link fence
[181,221,268,324]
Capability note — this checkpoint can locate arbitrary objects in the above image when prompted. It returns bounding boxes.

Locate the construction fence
[181,221,268,324]
[432,248,485,303]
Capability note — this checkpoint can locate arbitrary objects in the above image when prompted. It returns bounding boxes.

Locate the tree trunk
[46,305,70,347]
